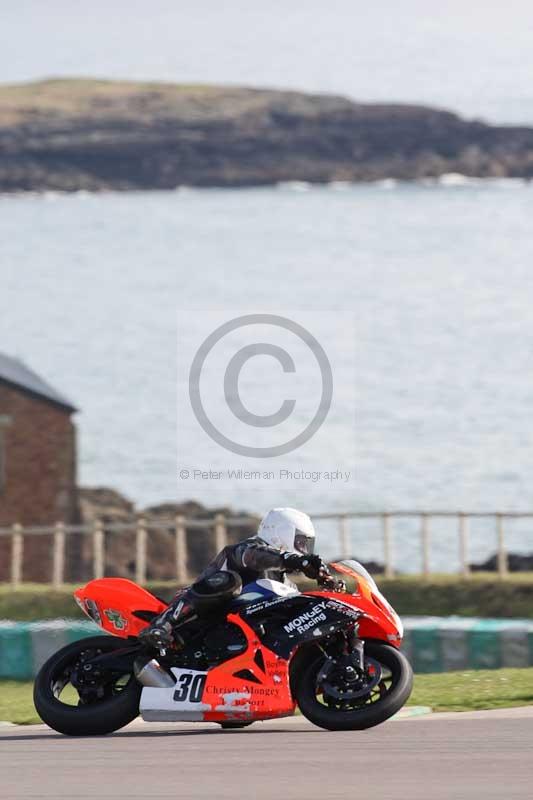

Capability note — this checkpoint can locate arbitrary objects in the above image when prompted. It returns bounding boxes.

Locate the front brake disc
[318,656,383,701]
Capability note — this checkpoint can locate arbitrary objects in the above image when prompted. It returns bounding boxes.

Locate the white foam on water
[438,173,481,187]
[276,181,312,191]
[374,178,398,189]
[327,181,353,191]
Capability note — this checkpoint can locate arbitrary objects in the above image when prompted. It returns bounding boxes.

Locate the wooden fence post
[136,517,147,585]
[175,515,187,585]
[339,515,350,558]
[93,519,104,579]
[496,514,508,577]
[214,514,227,554]
[458,514,470,577]
[52,521,66,588]
[382,513,394,578]
[11,523,23,588]
[421,514,430,577]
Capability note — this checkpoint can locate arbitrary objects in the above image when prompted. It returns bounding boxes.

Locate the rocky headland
[1,78,533,192]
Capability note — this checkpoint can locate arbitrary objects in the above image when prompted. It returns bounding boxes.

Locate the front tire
[34,635,141,736]
[296,641,413,731]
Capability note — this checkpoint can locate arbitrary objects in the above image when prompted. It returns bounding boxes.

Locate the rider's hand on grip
[283,552,328,579]
[318,571,340,590]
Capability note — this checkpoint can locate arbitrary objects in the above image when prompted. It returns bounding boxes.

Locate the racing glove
[282,552,327,580]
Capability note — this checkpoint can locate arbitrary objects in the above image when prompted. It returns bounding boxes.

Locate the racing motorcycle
[33,560,412,735]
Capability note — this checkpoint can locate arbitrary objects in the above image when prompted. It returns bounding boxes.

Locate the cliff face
[1,79,533,192]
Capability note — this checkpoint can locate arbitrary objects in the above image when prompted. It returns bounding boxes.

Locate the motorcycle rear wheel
[296,641,413,731]
[34,635,141,736]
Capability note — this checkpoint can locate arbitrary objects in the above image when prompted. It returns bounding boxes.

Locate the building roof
[0,352,77,412]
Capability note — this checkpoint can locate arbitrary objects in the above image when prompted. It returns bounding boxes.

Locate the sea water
[2,181,533,569]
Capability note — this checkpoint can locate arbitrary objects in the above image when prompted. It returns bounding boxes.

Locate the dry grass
[0,78,288,127]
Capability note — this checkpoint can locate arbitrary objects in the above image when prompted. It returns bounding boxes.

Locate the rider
[140,507,328,649]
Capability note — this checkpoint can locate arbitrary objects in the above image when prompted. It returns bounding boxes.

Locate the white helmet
[257,508,316,555]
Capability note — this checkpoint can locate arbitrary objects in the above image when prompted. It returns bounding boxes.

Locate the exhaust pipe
[134,658,176,688]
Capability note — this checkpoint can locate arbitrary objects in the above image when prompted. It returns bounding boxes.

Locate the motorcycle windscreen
[328,560,403,637]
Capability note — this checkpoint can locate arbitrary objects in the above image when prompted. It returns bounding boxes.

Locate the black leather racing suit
[139,537,325,648]
[197,537,300,585]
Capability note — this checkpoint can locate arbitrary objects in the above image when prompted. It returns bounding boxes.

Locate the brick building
[0,353,78,580]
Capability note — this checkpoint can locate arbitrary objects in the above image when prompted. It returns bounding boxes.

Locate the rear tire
[296,641,413,731]
[33,635,141,736]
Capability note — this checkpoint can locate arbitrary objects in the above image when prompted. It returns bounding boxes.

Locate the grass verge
[410,667,533,711]
[2,668,533,725]
[0,681,38,725]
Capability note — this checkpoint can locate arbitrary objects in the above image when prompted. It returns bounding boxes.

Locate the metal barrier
[4,616,533,678]
[1,511,532,587]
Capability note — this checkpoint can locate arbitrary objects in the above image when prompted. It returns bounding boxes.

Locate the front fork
[316,625,380,702]
[344,622,365,670]
[350,638,365,671]
[318,623,365,673]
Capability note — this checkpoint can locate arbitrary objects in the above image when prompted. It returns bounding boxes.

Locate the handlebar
[317,569,345,592]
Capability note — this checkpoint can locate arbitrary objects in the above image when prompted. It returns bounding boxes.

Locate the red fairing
[304,587,403,648]
[74,578,167,638]
[200,614,295,722]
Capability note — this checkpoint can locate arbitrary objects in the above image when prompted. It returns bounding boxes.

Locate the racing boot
[138,592,194,650]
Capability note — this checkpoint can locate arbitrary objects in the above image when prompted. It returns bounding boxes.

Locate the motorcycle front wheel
[296,641,413,731]
[33,635,141,736]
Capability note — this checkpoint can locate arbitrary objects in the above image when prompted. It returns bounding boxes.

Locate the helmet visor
[294,530,315,555]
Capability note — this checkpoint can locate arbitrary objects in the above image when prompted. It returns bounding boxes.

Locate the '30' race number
[172,670,207,704]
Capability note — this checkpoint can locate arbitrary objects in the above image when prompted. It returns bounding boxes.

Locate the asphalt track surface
[2,707,533,800]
